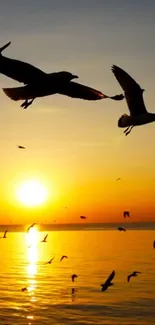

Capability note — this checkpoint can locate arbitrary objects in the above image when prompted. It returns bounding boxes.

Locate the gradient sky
[0,0,155,224]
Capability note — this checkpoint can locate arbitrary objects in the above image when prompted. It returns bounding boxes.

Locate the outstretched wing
[105,270,115,286]
[58,81,123,101]
[44,234,48,241]
[1,56,47,85]
[111,65,147,116]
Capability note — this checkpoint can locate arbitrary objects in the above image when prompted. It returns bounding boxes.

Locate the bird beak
[73,74,78,79]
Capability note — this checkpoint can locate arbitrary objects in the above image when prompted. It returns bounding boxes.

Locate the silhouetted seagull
[18,145,25,149]
[0,42,124,108]
[118,227,126,232]
[60,255,68,262]
[112,65,155,135]
[100,270,115,291]
[45,257,55,265]
[124,211,130,218]
[127,271,141,282]
[21,287,28,292]
[41,234,48,243]
[71,274,78,282]
[0,230,8,239]
[80,216,86,219]
[153,240,155,249]
[27,223,36,233]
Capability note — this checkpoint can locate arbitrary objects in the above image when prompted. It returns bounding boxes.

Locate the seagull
[27,223,36,233]
[18,145,25,149]
[60,255,68,262]
[153,240,155,249]
[0,42,124,109]
[116,178,121,181]
[41,234,48,243]
[127,271,141,282]
[123,211,130,218]
[0,230,8,239]
[45,257,55,265]
[71,274,78,282]
[21,287,28,292]
[80,216,87,220]
[118,227,126,232]
[111,65,155,135]
[100,270,115,292]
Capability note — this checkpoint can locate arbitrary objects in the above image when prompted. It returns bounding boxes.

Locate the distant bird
[21,287,28,292]
[27,223,36,233]
[116,178,121,181]
[60,255,68,262]
[45,257,55,265]
[100,270,115,292]
[71,274,78,282]
[0,42,124,109]
[118,227,126,232]
[18,145,25,149]
[127,271,141,282]
[112,65,155,135]
[123,211,130,218]
[41,234,48,243]
[153,240,155,249]
[80,216,86,220]
[1,230,8,239]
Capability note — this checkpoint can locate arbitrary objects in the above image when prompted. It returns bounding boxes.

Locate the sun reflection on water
[26,227,39,297]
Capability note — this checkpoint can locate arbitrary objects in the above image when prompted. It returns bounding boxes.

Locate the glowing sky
[0,0,155,224]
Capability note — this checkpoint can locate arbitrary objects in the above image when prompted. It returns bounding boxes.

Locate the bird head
[118,114,133,128]
[58,71,78,82]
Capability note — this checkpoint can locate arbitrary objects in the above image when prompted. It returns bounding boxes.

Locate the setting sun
[16,180,48,207]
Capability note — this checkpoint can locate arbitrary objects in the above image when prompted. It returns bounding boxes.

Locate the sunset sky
[0,0,155,224]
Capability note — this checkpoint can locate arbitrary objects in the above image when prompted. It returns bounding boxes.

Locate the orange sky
[0,1,155,224]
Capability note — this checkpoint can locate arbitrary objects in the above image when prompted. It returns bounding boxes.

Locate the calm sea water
[0,225,155,324]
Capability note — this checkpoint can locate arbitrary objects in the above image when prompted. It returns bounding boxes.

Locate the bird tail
[0,41,11,55]
[105,93,124,101]
[3,86,30,101]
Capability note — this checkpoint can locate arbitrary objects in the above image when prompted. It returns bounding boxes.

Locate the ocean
[0,223,155,324]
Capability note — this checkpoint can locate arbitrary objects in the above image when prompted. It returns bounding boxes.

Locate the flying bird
[18,145,25,149]
[127,271,141,282]
[1,230,8,239]
[80,216,87,220]
[41,234,48,243]
[116,178,121,181]
[118,227,126,232]
[60,255,68,262]
[27,223,36,233]
[71,274,78,282]
[45,257,55,265]
[111,65,155,135]
[100,270,115,292]
[21,287,28,292]
[123,211,130,218]
[0,42,124,108]
[153,240,155,249]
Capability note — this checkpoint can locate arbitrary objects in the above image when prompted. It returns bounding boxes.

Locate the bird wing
[4,230,7,236]
[111,65,147,116]
[127,274,131,282]
[105,270,115,286]
[44,234,48,241]
[58,81,123,101]
[1,55,47,85]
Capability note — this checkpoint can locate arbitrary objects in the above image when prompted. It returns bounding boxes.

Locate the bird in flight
[60,255,68,262]
[45,257,55,265]
[27,223,36,233]
[71,274,78,282]
[21,287,28,292]
[116,178,121,181]
[153,240,155,249]
[1,230,8,239]
[112,65,155,135]
[127,271,141,282]
[0,42,124,109]
[80,216,87,220]
[17,145,25,149]
[100,270,115,292]
[118,227,126,232]
[41,234,48,243]
[123,211,130,218]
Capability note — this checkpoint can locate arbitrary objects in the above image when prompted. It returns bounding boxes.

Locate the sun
[16,180,48,207]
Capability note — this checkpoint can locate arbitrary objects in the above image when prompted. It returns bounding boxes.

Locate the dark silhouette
[1,230,8,239]
[153,240,155,249]
[80,216,86,219]
[60,255,68,262]
[100,270,115,291]
[71,274,78,282]
[27,223,36,233]
[41,234,48,243]
[21,287,28,292]
[118,227,126,232]
[45,257,55,265]
[127,271,141,282]
[116,178,121,181]
[112,65,155,135]
[18,145,25,149]
[0,42,124,108]
[124,211,130,218]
